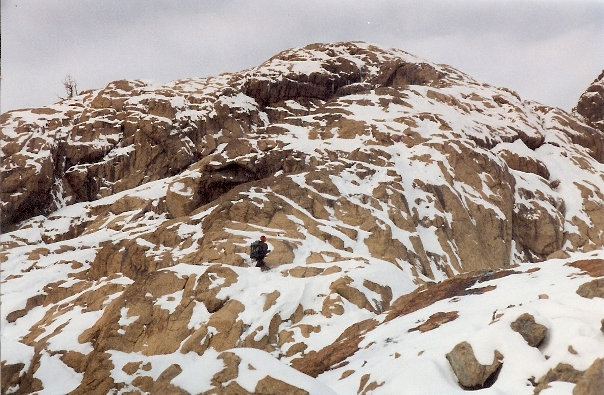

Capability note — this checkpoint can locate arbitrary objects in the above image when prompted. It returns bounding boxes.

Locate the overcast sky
[1,0,602,113]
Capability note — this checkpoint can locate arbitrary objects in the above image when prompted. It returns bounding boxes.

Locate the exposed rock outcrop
[575,70,604,132]
[3,43,603,266]
[2,42,603,394]
[533,363,583,393]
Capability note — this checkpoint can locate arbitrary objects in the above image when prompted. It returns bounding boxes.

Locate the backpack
[250,241,262,259]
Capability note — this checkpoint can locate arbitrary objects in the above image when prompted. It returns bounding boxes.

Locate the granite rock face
[2,42,603,394]
[575,70,604,133]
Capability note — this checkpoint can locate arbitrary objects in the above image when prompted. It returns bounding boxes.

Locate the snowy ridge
[1,42,603,394]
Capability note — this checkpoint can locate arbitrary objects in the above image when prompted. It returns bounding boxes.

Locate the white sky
[1,0,602,113]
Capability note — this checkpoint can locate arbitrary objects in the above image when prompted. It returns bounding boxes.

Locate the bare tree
[63,75,78,98]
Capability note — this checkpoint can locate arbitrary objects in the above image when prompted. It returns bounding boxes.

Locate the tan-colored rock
[70,352,116,395]
[423,141,516,272]
[408,311,459,333]
[568,259,604,277]
[208,352,244,393]
[122,361,141,375]
[263,290,281,311]
[330,276,376,313]
[88,239,174,280]
[499,149,550,179]
[207,300,245,351]
[510,313,548,347]
[534,363,583,393]
[446,342,503,389]
[547,250,571,260]
[0,362,27,394]
[1,143,55,228]
[166,175,203,218]
[322,295,345,318]
[166,149,294,219]
[291,319,378,377]
[244,46,363,105]
[255,376,309,395]
[513,199,564,257]
[78,270,189,355]
[3,42,604,395]
[180,325,210,355]
[574,70,604,133]
[574,358,604,395]
[576,279,604,299]
[195,266,239,312]
[373,60,445,88]
[386,270,515,322]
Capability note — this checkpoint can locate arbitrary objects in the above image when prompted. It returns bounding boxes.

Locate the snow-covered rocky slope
[1,42,603,394]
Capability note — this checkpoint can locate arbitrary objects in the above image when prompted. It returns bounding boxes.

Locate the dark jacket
[251,240,269,260]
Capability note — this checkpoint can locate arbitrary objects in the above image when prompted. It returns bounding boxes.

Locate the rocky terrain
[1,42,603,394]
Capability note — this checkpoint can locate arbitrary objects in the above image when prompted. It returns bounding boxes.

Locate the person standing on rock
[250,235,270,270]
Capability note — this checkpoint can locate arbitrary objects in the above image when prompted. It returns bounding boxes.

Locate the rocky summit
[1,42,603,394]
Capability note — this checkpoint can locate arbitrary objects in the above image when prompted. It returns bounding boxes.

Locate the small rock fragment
[568,345,578,355]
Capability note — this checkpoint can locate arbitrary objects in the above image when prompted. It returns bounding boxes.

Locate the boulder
[510,313,548,347]
[574,358,604,395]
[445,341,503,389]
[533,363,583,393]
[576,279,604,299]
